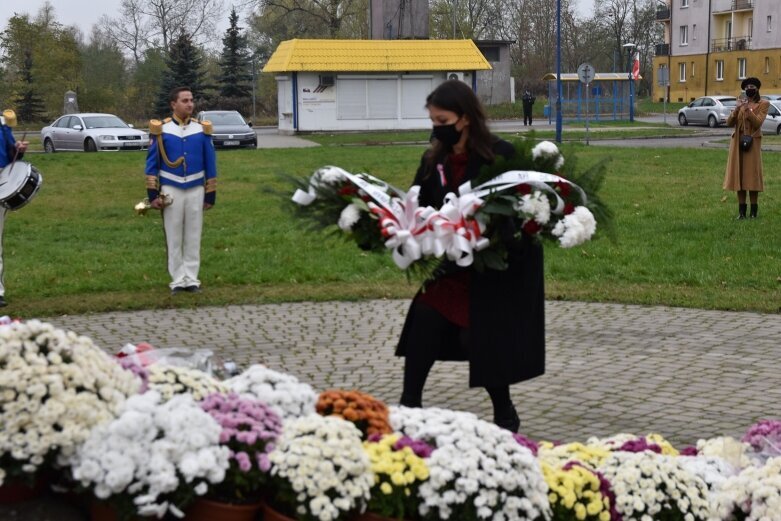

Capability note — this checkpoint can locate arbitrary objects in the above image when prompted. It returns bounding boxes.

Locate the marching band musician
[145,87,217,295]
[0,110,29,307]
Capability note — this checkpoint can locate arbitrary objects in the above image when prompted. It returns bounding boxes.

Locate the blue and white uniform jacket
[145,115,217,205]
[0,119,20,169]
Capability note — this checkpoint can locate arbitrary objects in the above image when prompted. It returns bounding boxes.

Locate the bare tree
[99,0,150,65]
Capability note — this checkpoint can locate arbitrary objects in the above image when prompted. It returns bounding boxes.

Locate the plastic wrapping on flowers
[363,433,431,519]
[268,414,373,521]
[67,391,230,519]
[710,456,781,520]
[317,389,393,439]
[389,406,551,520]
[0,320,142,485]
[741,419,781,463]
[225,364,317,421]
[200,392,283,503]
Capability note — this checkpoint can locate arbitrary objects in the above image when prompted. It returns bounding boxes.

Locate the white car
[41,113,148,152]
[677,96,736,127]
[761,101,781,135]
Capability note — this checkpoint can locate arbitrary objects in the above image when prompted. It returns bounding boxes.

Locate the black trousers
[400,302,515,419]
[523,109,533,125]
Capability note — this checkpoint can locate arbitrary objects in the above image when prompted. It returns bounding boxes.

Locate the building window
[679,62,687,82]
[680,25,688,46]
[716,60,724,80]
[681,0,688,7]
[738,58,747,79]
[749,18,753,38]
[691,62,696,78]
[766,57,771,74]
[479,46,500,62]
[693,24,697,40]
[768,16,773,32]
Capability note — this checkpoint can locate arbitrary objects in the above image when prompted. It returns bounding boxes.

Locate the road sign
[657,67,670,86]
[577,63,595,85]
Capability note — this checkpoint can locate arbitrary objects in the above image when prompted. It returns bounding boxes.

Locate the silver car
[196,110,257,149]
[41,113,149,153]
[677,96,736,128]
[761,101,781,135]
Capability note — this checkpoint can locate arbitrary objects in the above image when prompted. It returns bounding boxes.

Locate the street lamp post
[555,0,563,143]
[251,56,257,125]
[623,43,636,123]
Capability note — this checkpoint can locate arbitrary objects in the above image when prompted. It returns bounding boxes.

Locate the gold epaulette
[2,110,17,128]
[149,119,163,136]
[201,120,213,135]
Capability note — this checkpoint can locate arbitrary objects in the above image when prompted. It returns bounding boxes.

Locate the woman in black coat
[397,80,545,432]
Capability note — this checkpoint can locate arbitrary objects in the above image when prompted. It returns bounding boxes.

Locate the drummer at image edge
[0,110,29,307]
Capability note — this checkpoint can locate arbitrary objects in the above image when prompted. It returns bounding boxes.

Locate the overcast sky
[2,0,598,38]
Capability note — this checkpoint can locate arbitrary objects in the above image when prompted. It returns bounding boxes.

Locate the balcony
[655,7,670,21]
[655,43,670,56]
[711,36,752,52]
[714,0,753,13]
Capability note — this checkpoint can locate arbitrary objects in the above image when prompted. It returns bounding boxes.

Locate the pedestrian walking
[397,80,545,433]
[522,89,536,126]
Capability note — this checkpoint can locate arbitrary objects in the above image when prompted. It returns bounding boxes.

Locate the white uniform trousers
[0,209,6,296]
[161,185,204,289]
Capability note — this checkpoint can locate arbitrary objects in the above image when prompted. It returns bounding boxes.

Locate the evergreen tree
[218,9,252,101]
[154,31,206,118]
[15,51,46,122]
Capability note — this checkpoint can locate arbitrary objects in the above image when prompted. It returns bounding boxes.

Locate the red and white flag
[632,52,640,80]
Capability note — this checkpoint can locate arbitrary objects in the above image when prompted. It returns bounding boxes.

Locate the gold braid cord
[157,134,186,170]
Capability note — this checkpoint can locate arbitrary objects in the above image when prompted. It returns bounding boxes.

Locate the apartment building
[653,0,781,102]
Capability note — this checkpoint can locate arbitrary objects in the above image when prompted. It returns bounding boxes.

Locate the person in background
[396,80,545,433]
[724,77,769,219]
[522,89,536,126]
[0,110,29,307]
[145,87,217,294]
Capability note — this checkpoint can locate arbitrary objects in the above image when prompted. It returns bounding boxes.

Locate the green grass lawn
[5,144,781,317]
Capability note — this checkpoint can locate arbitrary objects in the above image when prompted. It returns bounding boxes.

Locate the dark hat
[741,77,761,90]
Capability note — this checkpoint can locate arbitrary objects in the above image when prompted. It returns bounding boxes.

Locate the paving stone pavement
[3,298,780,519]
[43,298,781,446]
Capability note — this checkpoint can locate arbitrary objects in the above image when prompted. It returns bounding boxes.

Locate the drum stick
[8,132,27,170]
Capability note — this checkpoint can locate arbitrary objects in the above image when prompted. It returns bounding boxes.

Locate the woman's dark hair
[425,80,495,168]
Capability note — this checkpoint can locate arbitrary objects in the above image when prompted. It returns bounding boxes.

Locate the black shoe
[750,204,758,219]
[0,296,7,307]
[494,406,521,433]
[184,285,202,293]
[399,394,422,408]
[171,286,185,295]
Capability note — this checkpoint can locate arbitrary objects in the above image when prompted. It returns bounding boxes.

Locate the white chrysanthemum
[0,320,142,484]
[710,457,781,521]
[225,364,317,421]
[338,203,362,231]
[269,414,372,521]
[516,191,551,225]
[390,406,550,521]
[532,141,565,170]
[146,365,228,402]
[696,436,754,470]
[551,206,596,248]
[599,452,711,521]
[315,166,347,186]
[69,391,230,519]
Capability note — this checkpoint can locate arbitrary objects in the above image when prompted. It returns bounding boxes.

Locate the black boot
[493,405,521,433]
[737,203,747,220]
[750,204,758,219]
[399,394,422,408]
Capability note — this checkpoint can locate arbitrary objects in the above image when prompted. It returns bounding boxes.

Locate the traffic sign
[577,63,595,85]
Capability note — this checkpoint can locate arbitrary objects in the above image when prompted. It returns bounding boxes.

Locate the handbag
[740,135,753,152]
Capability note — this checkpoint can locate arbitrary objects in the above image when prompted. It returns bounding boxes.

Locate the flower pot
[0,475,47,504]
[353,512,413,521]
[261,501,297,521]
[186,497,263,521]
[89,500,144,521]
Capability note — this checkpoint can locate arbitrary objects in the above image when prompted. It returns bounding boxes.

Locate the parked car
[677,96,737,127]
[761,94,781,101]
[196,110,257,149]
[761,101,781,135]
[41,113,148,153]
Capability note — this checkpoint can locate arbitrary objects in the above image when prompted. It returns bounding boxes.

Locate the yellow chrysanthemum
[380,482,393,495]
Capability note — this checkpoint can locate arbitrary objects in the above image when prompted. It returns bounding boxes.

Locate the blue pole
[555,0,562,143]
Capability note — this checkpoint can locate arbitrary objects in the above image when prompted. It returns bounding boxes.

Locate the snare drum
[0,161,43,211]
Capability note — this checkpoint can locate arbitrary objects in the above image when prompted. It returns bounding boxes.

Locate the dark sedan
[196,110,257,149]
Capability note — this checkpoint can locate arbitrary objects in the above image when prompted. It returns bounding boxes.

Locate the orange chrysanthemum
[316,389,393,439]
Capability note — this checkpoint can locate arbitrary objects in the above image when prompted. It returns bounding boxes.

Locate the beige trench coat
[723,99,770,192]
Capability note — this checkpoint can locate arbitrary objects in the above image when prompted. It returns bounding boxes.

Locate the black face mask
[432,123,462,146]
[745,89,757,98]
